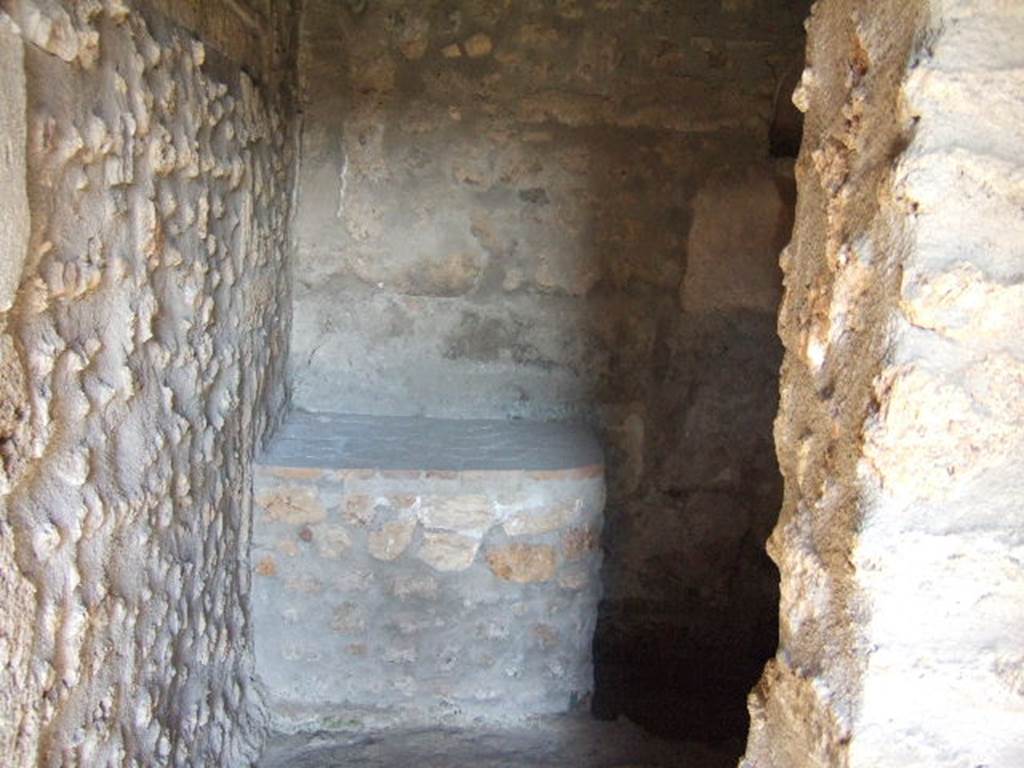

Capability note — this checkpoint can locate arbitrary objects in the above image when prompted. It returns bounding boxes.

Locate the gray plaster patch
[261,410,604,471]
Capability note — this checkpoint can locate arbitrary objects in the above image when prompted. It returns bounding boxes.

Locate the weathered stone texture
[0,1,298,765]
[368,518,417,561]
[0,13,27,313]
[743,1,1024,766]
[290,0,808,738]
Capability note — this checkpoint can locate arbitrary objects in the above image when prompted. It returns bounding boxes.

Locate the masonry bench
[251,411,606,732]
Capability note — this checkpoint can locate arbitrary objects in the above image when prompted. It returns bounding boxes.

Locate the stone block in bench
[251,411,605,731]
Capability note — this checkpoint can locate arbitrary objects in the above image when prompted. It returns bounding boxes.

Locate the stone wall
[0,1,297,765]
[291,0,808,739]
[743,1,1024,766]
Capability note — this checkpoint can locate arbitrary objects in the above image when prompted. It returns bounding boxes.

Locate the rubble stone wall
[253,436,605,732]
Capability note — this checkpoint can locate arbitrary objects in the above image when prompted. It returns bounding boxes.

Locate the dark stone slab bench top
[260,410,604,472]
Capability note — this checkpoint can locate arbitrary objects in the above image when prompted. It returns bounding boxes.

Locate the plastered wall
[291,0,807,738]
[744,1,1024,766]
[0,0,297,764]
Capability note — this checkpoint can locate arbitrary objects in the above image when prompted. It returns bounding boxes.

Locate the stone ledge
[259,410,604,472]
[252,410,606,732]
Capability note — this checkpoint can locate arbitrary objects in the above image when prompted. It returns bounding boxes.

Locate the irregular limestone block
[487,544,558,583]
[502,501,579,536]
[368,519,417,561]
[416,530,481,572]
[418,495,494,532]
[252,411,605,733]
[257,486,327,524]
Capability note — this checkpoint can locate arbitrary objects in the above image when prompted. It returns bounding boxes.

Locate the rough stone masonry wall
[743,1,1024,766]
[253,452,605,731]
[0,1,297,765]
[292,0,808,738]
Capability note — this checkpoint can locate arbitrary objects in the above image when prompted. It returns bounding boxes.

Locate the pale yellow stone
[368,519,417,561]
[417,531,481,572]
[257,485,326,525]
[343,494,417,527]
[487,544,557,583]
[464,33,493,58]
[418,495,495,531]
[442,43,462,58]
[503,500,579,536]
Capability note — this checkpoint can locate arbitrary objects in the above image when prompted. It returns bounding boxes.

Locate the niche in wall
[260,0,807,749]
